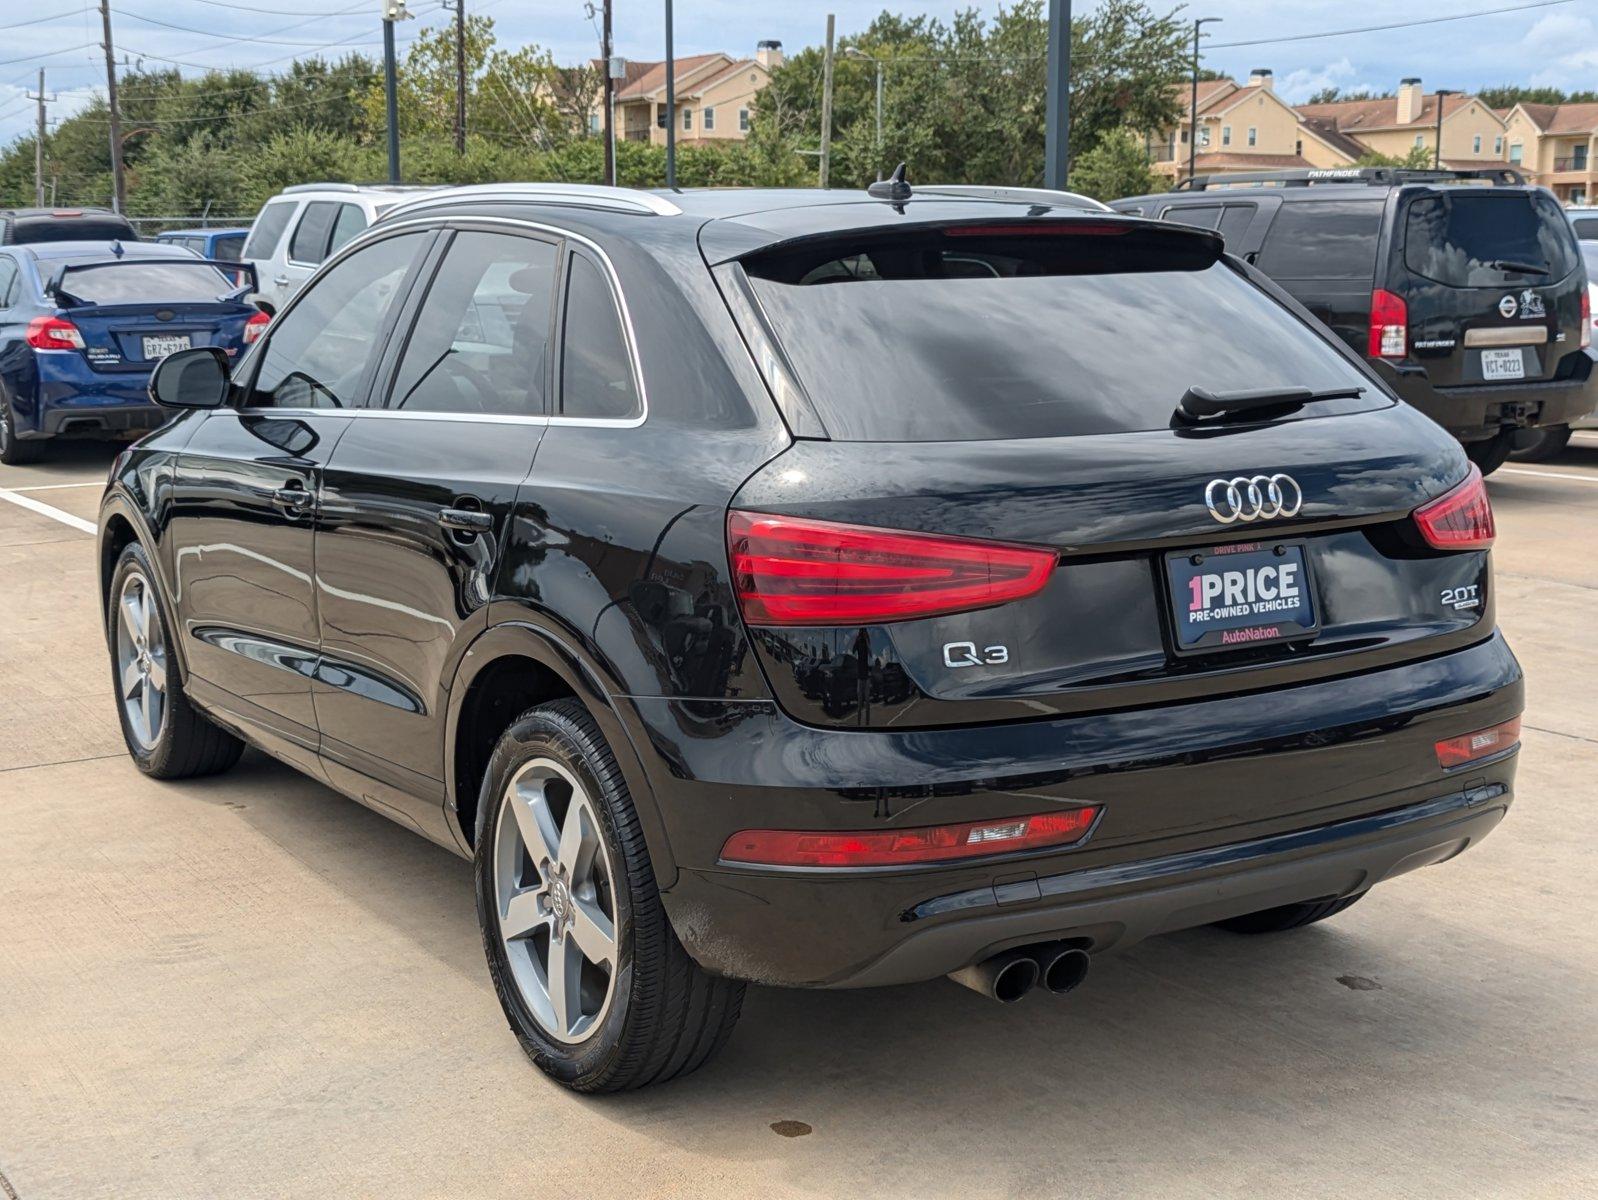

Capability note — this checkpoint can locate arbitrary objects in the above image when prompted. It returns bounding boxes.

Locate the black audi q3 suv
[100,181,1522,1092]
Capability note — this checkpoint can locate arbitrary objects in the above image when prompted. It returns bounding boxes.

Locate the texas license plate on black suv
[1166,542,1319,653]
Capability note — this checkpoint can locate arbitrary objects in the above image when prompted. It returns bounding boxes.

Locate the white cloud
[1275,58,1373,104]
[1522,12,1598,90]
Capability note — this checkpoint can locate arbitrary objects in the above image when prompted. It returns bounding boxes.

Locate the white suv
[241,183,440,313]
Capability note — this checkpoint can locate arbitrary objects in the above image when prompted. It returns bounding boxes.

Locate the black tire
[475,698,744,1093]
[1509,424,1572,463]
[107,542,245,779]
[1464,431,1514,477]
[1213,892,1366,934]
[0,394,43,466]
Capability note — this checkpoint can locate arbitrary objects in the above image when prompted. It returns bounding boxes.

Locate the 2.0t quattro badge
[1204,474,1303,524]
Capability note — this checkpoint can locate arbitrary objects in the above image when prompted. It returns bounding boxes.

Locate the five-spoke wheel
[114,572,168,751]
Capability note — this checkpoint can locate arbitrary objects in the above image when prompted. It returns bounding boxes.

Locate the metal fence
[124,214,259,237]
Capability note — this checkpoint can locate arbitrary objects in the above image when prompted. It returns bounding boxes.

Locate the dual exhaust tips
[948,943,1091,1004]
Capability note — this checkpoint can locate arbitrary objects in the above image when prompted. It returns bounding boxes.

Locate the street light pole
[1044,0,1070,188]
[381,0,406,184]
[1188,17,1221,185]
[664,0,676,190]
[1433,89,1455,169]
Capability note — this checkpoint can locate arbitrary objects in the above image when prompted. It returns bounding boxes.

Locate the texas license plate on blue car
[1165,541,1319,653]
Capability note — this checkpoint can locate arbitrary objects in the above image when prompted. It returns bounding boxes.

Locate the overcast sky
[1,0,1593,149]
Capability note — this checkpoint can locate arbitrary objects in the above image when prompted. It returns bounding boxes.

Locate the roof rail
[916,184,1111,211]
[281,182,362,194]
[377,183,683,220]
[1175,166,1528,191]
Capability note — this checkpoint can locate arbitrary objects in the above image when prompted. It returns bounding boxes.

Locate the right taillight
[1413,464,1495,551]
[1582,285,1592,351]
[728,510,1057,626]
[1369,288,1408,359]
[1435,717,1520,769]
[25,315,85,351]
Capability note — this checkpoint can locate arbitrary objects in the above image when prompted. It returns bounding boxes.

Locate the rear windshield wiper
[1487,259,1549,276]
[1177,384,1365,422]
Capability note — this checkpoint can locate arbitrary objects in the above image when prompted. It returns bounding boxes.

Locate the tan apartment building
[1501,103,1597,204]
[1150,71,1331,179]
[1296,80,1511,170]
[601,41,782,148]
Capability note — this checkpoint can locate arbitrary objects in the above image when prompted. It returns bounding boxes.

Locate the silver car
[1511,238,1598,461]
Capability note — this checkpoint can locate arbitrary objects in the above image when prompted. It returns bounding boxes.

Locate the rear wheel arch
[445,622,678,887]
[98,496,191,687]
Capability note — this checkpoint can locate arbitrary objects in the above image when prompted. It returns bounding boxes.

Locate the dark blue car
[0,240,264,464]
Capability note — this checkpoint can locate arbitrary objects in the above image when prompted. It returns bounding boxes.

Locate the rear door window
[1216,204,1256,247]
[244,202,296,259]
[327,204,368,257]
[1403,191,1578,287]
[1163,205,1221,230]
[1256,200,1384,280]
[288,202,339,265]
[737,222,1381,442]
[558,253,641,420]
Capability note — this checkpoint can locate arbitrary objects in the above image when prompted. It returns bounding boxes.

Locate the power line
[1210,0,1575,49]
[0,43,98,69]
[0,9,84,31]
[115,1,377,49]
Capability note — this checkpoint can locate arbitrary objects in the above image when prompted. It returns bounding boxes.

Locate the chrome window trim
[235,214,649,429]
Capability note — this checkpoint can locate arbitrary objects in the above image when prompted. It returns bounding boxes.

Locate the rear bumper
[629,633,1523,988]
[16,356,159,440]
[1391,358,1597,440]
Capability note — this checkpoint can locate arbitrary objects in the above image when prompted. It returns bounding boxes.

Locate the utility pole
[1186,16,1221,185]
[1433,89,1455,169]
[818,14,835,188]
[601,0,615,186]
[1044,0,1070,188]
[29,70,51,208]
[381,0,406,183]
[453,0,466,154]
[664,0,675,190]
[98,0,125,214]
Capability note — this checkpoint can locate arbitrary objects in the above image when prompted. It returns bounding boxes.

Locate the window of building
[1495,136,1503,155]
[739,107,750,131]
[1198,127,1210,148]
[683,107,692,131]
[1415,134,1425,148]
[1509,142,1523,164]
[1473,135,1482,153]
[703,106,715,131]
[1246,126,1257,147]
[1222,125,1232,146]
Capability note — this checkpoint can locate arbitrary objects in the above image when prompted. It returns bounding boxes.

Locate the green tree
[1476,84,1598,109]
[1356,144,1436,170]
[1070,128,1156,200]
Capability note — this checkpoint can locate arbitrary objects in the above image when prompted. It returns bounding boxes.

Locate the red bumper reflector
[728,510,1056,627]
[1435,717,1520,769]
[720,807,1100,868]
[1413,464,1495,551]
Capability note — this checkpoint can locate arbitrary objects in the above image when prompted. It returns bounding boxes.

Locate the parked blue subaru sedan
[0,240,264,464]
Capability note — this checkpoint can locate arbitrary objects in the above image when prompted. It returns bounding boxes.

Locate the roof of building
[1294,91,1478,132]
[614,53,731,102]
[1514,101,1598,134]
[1183,152,1319,170]
[1172,78,1237,120]
[1298,117,1368,160]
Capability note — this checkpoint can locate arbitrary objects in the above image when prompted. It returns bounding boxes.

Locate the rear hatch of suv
[710,211,1492,726]
[1382,186,1586,390]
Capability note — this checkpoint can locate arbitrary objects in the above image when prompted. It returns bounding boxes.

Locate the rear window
[11,215,137,245]
[244,202,296,259]
[59,261,235,304]
[213,233,245,262]
[1255,200,1384,280]
[739,223,1382,442]
[1403,191,1578,288]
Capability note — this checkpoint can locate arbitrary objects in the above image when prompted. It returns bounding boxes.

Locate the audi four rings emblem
[1204,474,1303,524]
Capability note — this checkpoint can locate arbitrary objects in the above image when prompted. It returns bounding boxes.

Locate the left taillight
[1582,285,1592,351]
[243,310,271,344]
[25,316,84,350]
[1413,464,1495,551]
[727,510,1057,627]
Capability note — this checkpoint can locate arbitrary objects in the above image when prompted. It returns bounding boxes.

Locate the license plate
[141,334,191,360]
[1165,542,1318,654]
[1480,347,1525,381]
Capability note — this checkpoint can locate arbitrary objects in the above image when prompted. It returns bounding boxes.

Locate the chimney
[1397,78,1423,124]
[1247,68,1273,91]
[756,39,784,70]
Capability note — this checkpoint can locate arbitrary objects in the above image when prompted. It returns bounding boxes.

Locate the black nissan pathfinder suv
[100,180,1521,1092]
[1114,167,1593,473]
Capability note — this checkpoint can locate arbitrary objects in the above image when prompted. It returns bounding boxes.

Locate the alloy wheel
[114,572,168,751]
[493,757,620,1044]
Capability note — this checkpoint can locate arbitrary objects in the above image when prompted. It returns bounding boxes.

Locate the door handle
[273,274,290,287]
[272,483,315,515]
[438,508,494,535]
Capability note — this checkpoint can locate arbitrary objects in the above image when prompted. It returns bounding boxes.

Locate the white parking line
[6,481,103,492]
[0,486,97,535]
[1497,467,1598,486]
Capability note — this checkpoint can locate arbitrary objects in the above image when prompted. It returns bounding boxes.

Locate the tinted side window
[248,232,426,410]
[244,202,296,259]
[1573,217,1598,240]
[1256,200,1385,280]
[1164,205,1221,230]
[288,202,339,264]
[388,231,557,416]
[327,204,367,257]
[0,258,17,307]
[1217,204,1256,247]
[559,253,640,420]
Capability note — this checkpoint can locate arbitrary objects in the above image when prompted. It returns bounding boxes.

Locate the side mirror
[149,346,230,409]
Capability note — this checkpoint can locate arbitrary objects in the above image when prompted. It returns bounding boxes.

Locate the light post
[1188,17,1221,185]
[844,48,884,168]
[381,0,410,184]
[1433,88,1455,169]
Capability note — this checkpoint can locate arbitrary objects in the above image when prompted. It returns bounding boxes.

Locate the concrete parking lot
[1,438,1595,1200]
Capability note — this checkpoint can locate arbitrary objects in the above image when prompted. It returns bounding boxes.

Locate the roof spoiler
[1175,166,1528,191]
